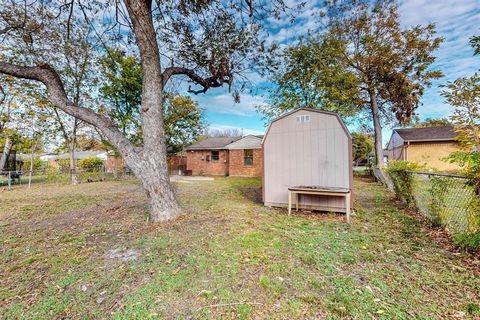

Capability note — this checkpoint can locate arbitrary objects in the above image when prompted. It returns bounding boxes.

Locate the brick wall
[228,148,263,177]
[186,150,229,176]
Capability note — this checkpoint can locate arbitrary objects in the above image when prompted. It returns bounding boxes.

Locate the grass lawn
[1,176,479,319]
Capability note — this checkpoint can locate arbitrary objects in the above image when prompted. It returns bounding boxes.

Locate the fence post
[7,171,11,189]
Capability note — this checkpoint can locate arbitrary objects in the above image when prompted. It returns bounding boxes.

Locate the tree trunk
[369,89,389,184]
[137,163,179,222]
[0,136,12,171]
[369,91,384,168]
[28,140,37,189]
[68,140,79,185]
[124,0,181,221]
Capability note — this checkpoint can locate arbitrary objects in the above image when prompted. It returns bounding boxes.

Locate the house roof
[40,151,108,161]
[185,136,242,150]
[393,126,457,142]
[225,135,263,149]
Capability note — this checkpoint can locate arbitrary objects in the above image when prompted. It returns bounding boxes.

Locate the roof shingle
[394,126,457,141]
[185,136,242,150]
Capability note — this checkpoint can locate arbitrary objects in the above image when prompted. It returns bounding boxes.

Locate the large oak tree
[0,0,287,222]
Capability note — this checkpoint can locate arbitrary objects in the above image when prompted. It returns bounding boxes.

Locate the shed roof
[262,108,351,144]
[185,136,242,150]
[393,126,457,142]
[225,135,263,149]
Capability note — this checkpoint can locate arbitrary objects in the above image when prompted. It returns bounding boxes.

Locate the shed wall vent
[296,115,311,123]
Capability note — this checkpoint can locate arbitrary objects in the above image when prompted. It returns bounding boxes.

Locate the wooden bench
[287,186,352,222]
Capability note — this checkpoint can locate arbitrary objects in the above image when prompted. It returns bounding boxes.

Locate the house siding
[186,150,229,176]
[406,141,462,171]
[228,149,263,177]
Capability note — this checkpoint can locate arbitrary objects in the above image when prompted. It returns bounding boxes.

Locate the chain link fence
[388,170,480,245]
[0,165,133,188]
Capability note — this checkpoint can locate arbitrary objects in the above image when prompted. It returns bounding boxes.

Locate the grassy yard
[1,177,479,319]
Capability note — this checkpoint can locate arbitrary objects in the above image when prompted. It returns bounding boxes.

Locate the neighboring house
[225,135,263,177]
[185,135,263,177]
[262,108,353,213]
[387,126,462,171]
[185,136,241,176]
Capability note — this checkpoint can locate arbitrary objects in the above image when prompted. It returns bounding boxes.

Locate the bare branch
[161,66,232,94]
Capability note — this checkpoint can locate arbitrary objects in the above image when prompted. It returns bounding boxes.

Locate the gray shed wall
[263,109,352,212]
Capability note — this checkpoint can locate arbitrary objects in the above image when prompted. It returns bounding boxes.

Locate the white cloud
[192,92,267,116]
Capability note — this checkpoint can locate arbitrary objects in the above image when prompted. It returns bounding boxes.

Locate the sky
[189,0,480,143]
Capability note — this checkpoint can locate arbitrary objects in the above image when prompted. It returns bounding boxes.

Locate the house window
[244,149,253,166]
[211,151,219,161]
[296,115,311,123]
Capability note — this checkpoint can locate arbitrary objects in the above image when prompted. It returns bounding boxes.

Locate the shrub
[386,161,427,206]
[56,159,71,173]
[78,157,104,171]
[22,157,45,171]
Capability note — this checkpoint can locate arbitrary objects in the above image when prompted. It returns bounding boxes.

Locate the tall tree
[0,0,288,222]
[352,131,373,165]
[324,0,443,178]
[258,36,360,119]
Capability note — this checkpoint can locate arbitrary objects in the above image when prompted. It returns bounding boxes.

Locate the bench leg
[345,192,351,223]
[288,190,292,216]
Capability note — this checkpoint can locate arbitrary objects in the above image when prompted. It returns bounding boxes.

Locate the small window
[296,115,311,123]
[211,151,219,161]
[244,149,253,166]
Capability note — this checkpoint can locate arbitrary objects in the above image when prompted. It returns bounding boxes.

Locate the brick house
[185,135,263,177]
[225,135,263,177]
[387,126,463,171]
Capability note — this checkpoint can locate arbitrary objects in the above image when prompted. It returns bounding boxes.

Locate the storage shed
[262,108,353,217]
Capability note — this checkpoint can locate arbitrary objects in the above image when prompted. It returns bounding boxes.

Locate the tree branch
[161,66,232,94]
[0,61,141,160]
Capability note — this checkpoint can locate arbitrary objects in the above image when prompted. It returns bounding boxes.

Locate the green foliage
[99,49,205,150]
[23,157,44,171]
[99,48,143,142]
[453,232,480,249]
[56,159,71,173]
[352,132,373,164]
[259,36,361,119]
[164,94,206,152]
[442,67,480,192]
[411,117,451,128]
[386,161,426,206]
[0,130,44,154]
[470,35,480,56]
[77,157,103,171]
[387,160,480,249]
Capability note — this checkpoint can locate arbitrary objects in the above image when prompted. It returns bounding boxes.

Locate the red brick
[228,149,263,177]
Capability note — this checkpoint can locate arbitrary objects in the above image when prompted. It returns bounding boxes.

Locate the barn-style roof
[262,108,351,144]
[394,126,457,142]
[185,136,242,150]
